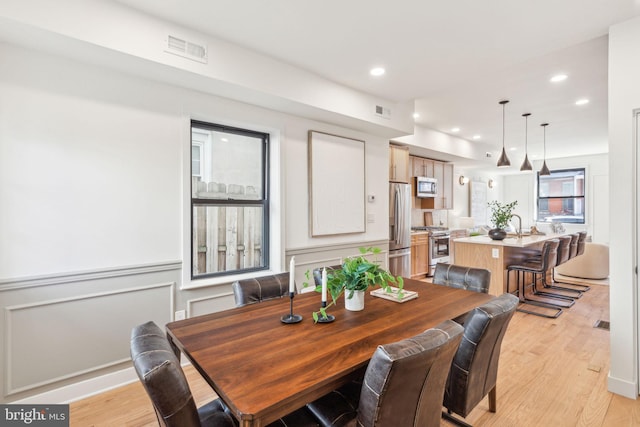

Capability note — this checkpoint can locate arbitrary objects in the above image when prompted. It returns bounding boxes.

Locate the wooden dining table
[166,278,494,427]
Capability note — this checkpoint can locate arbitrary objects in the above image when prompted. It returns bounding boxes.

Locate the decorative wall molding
[0,261,182,292]
[187,291,236,317]
[286,239,388,255]
[4,282,174,396]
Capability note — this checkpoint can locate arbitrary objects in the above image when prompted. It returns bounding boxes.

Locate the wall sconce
[458,176,469,185]
[488,179,495,188]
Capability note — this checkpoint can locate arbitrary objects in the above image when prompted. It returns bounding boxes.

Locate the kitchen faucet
[511,214,522,238]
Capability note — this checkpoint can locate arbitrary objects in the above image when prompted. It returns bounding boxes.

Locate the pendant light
[497,100,511,167]
[520,113,533,171]
[540,123,551,176]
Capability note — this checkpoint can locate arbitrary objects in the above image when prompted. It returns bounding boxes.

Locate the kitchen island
[453,234,564,296]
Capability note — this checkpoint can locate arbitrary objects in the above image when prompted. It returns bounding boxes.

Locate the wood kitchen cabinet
[442,163,453,209]
[410,156,434,178]
[414,159,454,210]
[389,144,410,183]
[411,233,430,279]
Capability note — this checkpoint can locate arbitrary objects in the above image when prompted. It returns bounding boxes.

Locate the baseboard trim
[11,359,195,404]
[608,373,638,399]
[11,367,138,404]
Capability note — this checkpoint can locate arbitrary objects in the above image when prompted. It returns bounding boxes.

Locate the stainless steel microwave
[415,176,438,198]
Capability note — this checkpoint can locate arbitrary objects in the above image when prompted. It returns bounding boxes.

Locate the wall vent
[165,35,208,64]
[374,105,391,120]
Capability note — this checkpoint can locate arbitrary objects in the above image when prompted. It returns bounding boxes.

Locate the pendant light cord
[525,115,528,150]
[502,103,506,149]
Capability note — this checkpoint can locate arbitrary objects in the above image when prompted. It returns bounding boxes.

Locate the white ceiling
[116,0,640,166]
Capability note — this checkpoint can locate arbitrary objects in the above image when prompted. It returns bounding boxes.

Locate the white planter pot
[345,290,365,311]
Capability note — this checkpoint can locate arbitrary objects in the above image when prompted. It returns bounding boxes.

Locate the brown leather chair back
[433,263,491,293]
[444,293,519,418]
[130,321,237,427]
[576,231,588,256]
[541,239,560,271]
[312,265,342,287]
[556,235,572,266]
[357,320,464,427]
[569,233,579,258]
[232,272,292,307]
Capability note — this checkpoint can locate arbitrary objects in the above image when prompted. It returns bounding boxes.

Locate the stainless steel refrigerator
[389,182,411,277]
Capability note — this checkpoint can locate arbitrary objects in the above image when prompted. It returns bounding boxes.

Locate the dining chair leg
[488,386,496,413]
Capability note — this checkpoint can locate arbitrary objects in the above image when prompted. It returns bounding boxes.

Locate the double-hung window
[191,120,269,279]
[536,168,585,224]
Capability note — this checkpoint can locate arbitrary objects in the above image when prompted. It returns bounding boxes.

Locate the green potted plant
[487,200,518,240]
[305,247,404,321]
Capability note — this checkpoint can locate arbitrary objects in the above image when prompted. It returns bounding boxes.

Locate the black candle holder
[281,292,303,324]
[316,300,335,323]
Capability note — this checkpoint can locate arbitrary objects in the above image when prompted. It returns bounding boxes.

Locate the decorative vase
[488,228,507,241]
[345,290,365,311]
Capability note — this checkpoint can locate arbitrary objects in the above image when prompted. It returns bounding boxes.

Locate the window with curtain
[191,120,269,279]
[536,168,585,224]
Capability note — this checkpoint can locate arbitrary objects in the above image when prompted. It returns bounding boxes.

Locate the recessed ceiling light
[451,127,460,133]
[221,138,229,142]
[472,135,481,140]
[509,147,517,151]
[550,74,568,83]
[575,98,590,106]
[370,67,385,76]
[413,113,420,119]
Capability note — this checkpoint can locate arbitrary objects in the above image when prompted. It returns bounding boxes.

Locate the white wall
[0,43,183,277]
[608,16,640,399]
[0,40,390,280]
[0,41,393,402]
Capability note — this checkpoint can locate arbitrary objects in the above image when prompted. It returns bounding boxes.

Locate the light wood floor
[70,283,640,426]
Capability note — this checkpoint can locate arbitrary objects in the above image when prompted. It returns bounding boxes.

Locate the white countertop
[453,233,565,248]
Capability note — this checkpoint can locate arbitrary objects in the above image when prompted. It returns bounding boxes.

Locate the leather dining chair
[432,263,491,294]
[312,265,342,287]
[131,321,320,427]
[306,319,464,427]
[442,293,519,427]
[232,272,292,307]
[130,321,238,427]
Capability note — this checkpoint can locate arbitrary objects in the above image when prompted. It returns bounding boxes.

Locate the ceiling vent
[374,105,391,120]
[165,35,208,64]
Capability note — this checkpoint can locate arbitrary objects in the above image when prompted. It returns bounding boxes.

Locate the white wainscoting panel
[5,282,173,395]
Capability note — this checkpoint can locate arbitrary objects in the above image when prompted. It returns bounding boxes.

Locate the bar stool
[534,235,582,300]
[551,231,591,292]
[507,239,564,318]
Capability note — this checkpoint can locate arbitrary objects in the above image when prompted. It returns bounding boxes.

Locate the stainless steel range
[412,226,450,276]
